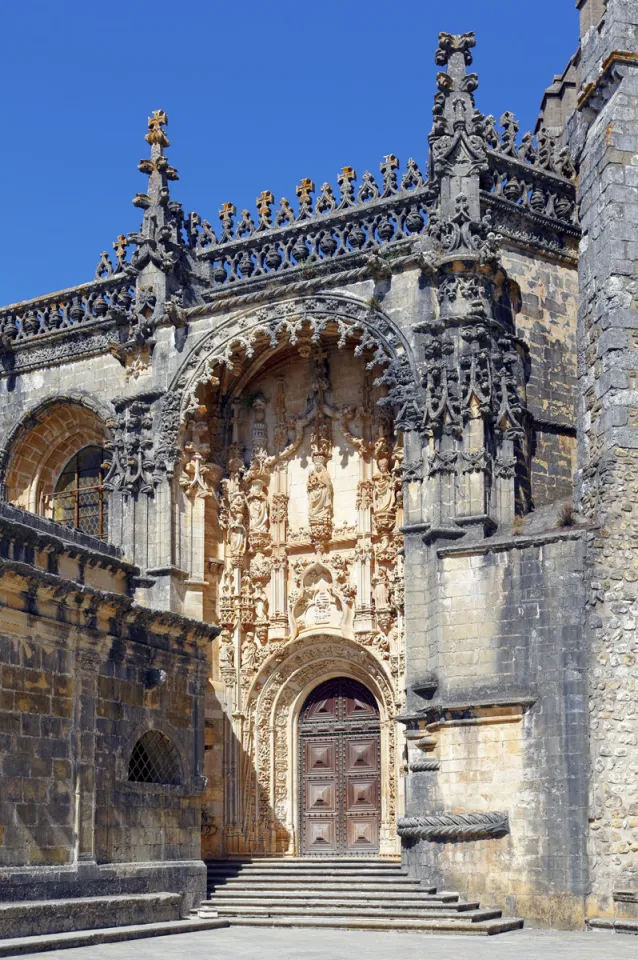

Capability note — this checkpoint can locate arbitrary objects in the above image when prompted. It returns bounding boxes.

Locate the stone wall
[0,505,215,914]
[502,249,579,509]
[403,527,589,928]
[566,0,638,921]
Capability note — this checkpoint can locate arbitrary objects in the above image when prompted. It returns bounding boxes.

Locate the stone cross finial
[219,202,236,243]
[256,191,274,229]
[337,166,357,208]
[145,110,170,148]
[113,234,129,268]
[296,179,315,219]
[380,154,399,197]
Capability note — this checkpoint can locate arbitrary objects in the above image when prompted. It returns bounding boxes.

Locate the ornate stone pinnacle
[146,110,170,148]
[340,166,356,182]
[435,32,476,68]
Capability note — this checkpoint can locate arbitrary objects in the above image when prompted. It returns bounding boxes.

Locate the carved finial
[113,235,129,270]
[256,190,274,229]
[296,178,315,219]
[337,167,357,208]
[435,32,476,68]
[380,154,399,197]
[146,110,170,148]
[219,202,236,243]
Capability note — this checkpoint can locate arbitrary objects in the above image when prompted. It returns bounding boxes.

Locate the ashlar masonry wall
[567,0,638,920]
[403,526,589,928]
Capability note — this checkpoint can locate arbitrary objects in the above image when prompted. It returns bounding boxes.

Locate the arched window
[128,731,182,786]
[50,445,111,539]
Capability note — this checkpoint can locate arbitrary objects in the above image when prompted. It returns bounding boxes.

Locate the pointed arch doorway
[299,677,381,856]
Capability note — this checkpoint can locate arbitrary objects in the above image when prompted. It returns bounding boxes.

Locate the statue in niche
[372,567,392,610]
[372,437,396,530]
[218,628,235,680]
[247,478,269,534]
[242,632,257,672]
[228,492,248,561]
[307,419,333,542]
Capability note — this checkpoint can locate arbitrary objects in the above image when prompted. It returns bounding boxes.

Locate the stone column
[72,648,101,865]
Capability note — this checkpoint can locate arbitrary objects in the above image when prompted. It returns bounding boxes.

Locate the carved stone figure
[307,454,333,521]
[247,478,269,533]
[228,492,247,561]
[372,438,396,533]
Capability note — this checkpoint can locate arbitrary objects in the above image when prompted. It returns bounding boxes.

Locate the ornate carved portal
[176,296,407,857]
[300,677,381,856]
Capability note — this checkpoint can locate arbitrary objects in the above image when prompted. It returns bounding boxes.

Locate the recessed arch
[2,395,112,515]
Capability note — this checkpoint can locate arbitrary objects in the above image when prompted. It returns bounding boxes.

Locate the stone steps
[204,904,497,921]
[201,859,523,935]
[0,893,181,941]
[216,915,524,935]
[0,918,228,958]
[210,891,459,904]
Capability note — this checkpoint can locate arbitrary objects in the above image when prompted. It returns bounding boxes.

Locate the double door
[299,677,380,856]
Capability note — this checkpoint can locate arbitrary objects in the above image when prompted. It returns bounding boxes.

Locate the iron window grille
[50,445,111,540]
[127,730,183,786]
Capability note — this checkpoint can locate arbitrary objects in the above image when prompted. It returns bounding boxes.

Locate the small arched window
[50,445,111,539]
[128,731,182,786]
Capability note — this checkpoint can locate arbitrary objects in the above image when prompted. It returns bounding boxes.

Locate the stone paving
[12,926,638,960]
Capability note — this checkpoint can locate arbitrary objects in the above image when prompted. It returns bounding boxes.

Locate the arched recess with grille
[2,396,112,518]
[127,730,183,786]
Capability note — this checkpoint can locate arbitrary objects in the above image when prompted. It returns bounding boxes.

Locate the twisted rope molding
[409,759,440,772]
[186,255,418,320]
[397,812,509,841]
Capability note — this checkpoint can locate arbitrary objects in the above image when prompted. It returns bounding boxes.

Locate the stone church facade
[0,0,636,935]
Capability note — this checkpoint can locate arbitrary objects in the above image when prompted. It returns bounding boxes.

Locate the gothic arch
[242,634,400,856]
[1,394,113,512]
[162,292,421,446]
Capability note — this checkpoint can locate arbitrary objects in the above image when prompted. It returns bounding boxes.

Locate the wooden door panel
[345,816,379,852]
[300,678,380,856]
[306,780,337,813]
[345,738,378,774]
[305,741,336,774]
[306,818,338,853]
[346,777,378,812]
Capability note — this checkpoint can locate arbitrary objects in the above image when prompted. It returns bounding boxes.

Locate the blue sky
[0,0,578,305]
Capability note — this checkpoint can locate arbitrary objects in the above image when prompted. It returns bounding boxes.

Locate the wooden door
[299,678,380,856]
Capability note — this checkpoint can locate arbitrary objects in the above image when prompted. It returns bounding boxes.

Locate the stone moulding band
[408,759,440,772]
[397,812,509,841]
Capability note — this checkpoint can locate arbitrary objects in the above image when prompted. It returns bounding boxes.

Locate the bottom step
[223,915,524,935]
[0,917,229,958]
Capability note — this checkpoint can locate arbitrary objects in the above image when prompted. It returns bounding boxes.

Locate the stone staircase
[0,894,227,957]
[199,859,524,935]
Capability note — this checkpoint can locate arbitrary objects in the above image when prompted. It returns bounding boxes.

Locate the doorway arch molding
[243,632,400,856]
